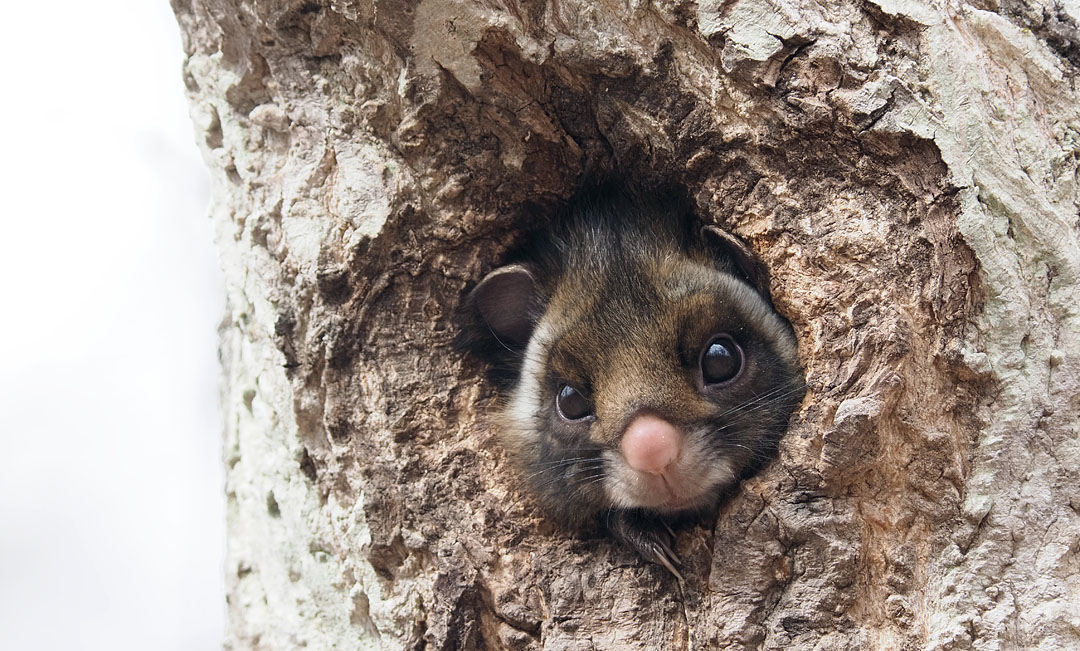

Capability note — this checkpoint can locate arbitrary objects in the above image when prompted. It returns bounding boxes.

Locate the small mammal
[462,183,804,578]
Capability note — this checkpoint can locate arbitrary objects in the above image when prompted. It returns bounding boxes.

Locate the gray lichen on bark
[172,0,1080,648]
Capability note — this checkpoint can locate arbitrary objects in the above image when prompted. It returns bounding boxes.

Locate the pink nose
[620,414,683,474]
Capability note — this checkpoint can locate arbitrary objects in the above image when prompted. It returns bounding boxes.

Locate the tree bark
[172,0,1080,648]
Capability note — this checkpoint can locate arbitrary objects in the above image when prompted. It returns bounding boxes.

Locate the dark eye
[556,383,593,420]
[700,335,743,385]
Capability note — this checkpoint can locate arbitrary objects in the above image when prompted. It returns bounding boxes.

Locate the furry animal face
[461,183,804,574]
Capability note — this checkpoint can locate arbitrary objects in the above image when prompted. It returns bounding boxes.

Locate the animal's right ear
[469,264,541,347]
[700,225,772,298]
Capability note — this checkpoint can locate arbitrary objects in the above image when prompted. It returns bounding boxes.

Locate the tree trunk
[172,0,1080,648]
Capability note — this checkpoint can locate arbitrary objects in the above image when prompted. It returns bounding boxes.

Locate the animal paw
[607,511,684,581]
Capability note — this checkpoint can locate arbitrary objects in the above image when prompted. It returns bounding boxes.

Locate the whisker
[717,382,807,420]
[532,466,606,487]
[530,463,606,492]
[527,456,598,470]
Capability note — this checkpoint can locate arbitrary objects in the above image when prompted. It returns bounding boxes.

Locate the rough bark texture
[172,0,1080,648]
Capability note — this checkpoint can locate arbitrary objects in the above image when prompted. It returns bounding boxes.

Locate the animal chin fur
[602,427,739,512]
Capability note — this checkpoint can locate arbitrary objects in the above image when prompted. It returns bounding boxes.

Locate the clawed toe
[607,511,685,581]
[651,542,684,582]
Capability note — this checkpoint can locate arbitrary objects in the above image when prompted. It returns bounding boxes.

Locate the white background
[0,2,226,649]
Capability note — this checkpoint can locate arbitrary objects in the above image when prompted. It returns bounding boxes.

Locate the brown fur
[462,183,804,571]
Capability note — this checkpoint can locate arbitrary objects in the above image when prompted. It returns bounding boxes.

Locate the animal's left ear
[700,225,772,298]
[468,263,541,347]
